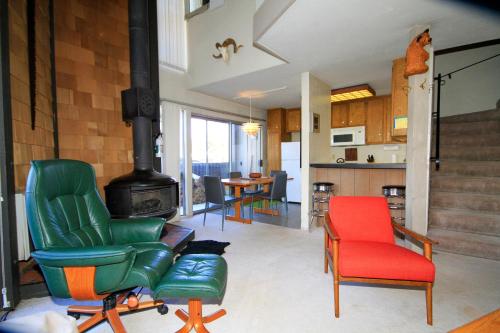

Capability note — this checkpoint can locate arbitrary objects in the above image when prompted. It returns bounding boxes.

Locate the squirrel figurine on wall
[404,29,432,78]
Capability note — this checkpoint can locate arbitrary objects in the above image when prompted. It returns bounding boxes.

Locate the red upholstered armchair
[324,196,436,325]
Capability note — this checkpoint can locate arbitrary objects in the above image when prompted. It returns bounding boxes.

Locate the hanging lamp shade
[242,95,260,137]
[242,121,260,136]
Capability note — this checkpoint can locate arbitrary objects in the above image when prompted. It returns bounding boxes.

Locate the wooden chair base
[174,299,226,333]
[68,293,164,333]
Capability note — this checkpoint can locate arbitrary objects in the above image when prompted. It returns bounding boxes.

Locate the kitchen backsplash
[330,144,407,163]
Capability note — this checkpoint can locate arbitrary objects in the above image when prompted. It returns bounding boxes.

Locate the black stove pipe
[129,0,150,89]
[128,0,153,171]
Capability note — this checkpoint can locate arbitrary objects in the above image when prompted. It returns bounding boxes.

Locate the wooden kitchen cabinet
[348,101,366,126]
[267,108,282,132]
[332,101,366,128]
[331,95,406,144]
[391,57,408,137]
[366,98,385,144]
[267,131,282,172]
[331,103,349,127]
[267,108,291,174]
[286,108,301,132]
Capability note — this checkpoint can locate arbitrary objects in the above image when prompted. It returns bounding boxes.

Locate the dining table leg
[225,185,251,224]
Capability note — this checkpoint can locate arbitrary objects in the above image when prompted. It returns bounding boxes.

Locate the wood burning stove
[104,0,178,221]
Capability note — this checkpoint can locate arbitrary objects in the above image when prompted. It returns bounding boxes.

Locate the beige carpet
[11,213,500,333]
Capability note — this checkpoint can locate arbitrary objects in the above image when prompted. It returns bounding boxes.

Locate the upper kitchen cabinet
[267,108,290,140]
[365,97,385,144]
[331,103,349,127]
[331,102,365,128]
[331,95,405,145]
[348,101,366,126]
[391,57,408,138]
[286,108,301,132]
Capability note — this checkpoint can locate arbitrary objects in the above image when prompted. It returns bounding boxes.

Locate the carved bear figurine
[404,29,432,78]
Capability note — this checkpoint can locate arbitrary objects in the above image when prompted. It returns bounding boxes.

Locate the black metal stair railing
[431,53,500,171]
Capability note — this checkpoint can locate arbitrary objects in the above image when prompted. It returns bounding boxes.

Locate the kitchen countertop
[310,163,406,169]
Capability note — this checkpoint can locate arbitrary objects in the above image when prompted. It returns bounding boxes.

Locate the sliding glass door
[177,115,263,214]
[191,117,230,212]
[231,124,262,176]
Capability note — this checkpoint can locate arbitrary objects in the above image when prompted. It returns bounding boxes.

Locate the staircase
[427,107,500,261]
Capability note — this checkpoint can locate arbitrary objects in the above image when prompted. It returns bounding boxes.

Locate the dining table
[221,176,292,224]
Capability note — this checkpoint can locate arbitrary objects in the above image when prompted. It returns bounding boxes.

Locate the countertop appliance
[281,142,301,203]
[331,126,365,146]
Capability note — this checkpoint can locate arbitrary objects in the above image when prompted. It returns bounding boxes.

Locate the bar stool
[310,182,334,229]
[382,185,406,226]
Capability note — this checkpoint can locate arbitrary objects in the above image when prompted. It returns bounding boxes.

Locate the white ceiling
[192,0,500,109]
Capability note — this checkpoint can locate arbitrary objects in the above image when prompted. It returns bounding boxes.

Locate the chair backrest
[203,176,225,204]
[25,160,113,250]
[230,171,242,178]
[270,172,287,200]
[328,196,394,244]
[270,170,285,177]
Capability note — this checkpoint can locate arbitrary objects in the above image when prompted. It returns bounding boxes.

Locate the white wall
[187,0,283,88]
[435,44,500,117]
[309,78,332,164]
[300,72,331,230]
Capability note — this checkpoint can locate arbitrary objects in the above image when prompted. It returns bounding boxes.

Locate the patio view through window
[191,116,262,213]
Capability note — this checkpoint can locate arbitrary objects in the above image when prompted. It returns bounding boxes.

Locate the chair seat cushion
[153,254,227,300]
[121,244,173,290]
[339,241,435,282]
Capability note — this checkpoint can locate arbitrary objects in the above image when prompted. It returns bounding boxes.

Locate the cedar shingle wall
[54,0,132,194]
[9,0,55,192]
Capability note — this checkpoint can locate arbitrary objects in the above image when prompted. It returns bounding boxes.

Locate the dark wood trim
[49,0,59,158]
[27,0,36,130]
[0,0,20,308]
[331,84,375,96]
[435,38,500,56]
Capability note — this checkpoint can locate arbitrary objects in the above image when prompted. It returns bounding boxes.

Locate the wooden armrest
[324,213,339,241]
[392,222,437,245]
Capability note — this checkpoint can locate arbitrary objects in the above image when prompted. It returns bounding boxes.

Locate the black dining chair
[203,176,242,231]
[269,170,289,214]
[256,172,288,216]
[229,171,263,218]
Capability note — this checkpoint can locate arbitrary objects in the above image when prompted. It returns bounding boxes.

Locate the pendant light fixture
[242,96,260,137]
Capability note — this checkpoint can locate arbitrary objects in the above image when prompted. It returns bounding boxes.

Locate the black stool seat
[382,185,406,198]
[313,182,334,192]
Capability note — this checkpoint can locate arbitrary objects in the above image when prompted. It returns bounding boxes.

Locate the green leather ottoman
[154,254,228,333]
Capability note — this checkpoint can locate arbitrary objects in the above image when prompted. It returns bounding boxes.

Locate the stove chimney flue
[122,0,155,171]
[104,0,179,221]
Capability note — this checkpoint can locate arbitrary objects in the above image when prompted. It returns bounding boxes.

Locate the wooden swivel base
[67,292,166,333]
[174,299,226,333]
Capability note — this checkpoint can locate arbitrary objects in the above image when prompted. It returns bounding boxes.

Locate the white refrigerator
[281,142,301,203]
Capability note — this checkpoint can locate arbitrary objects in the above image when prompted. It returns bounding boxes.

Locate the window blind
[157,0,187,71]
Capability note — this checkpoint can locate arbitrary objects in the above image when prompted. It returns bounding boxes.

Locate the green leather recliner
[26,159,172,332]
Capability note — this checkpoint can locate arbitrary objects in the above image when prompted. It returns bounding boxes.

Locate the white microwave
[330,126,366,146]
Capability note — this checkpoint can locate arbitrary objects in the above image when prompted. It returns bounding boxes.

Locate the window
[157,0,187,71]
[185,0,209,18]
